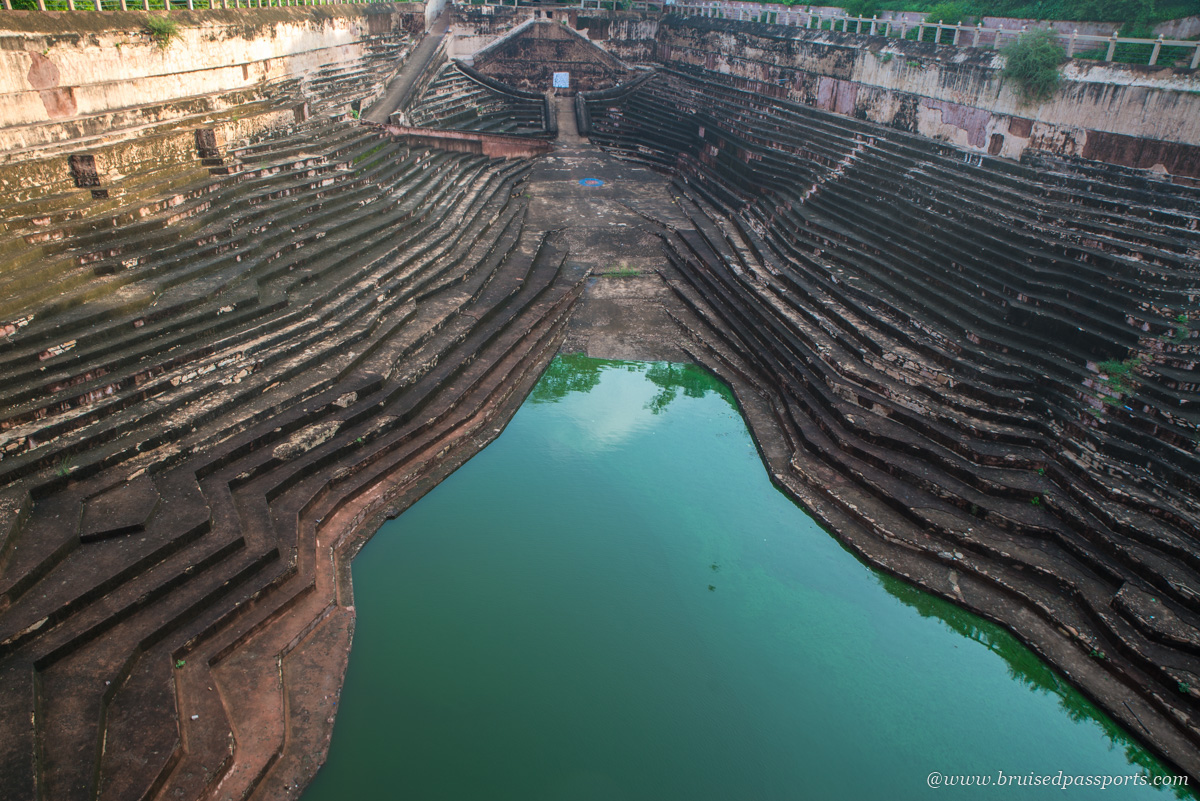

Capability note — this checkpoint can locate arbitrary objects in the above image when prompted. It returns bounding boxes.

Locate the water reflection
[529,353,612,404]
[531,354,736,416]
[644,362,737,415]
[879,575,1188,795]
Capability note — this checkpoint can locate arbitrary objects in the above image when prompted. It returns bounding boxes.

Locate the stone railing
[667,0,1200,68]
[3,0,398,11]
[577,0,663,9]
[459,0,663,9]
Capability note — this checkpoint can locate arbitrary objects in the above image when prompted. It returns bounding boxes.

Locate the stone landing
[526,140,692,363]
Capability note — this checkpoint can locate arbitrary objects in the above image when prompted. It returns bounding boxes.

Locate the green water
[303,356,1190,801]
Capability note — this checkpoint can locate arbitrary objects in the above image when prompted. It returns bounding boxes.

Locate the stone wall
[447,5,653,66]
[448,4,528,58]
[576,12,660,64]
[0,5,424,155]
[636,16,1200,178]
[472,18,634,92]
[1155,14,1200,39]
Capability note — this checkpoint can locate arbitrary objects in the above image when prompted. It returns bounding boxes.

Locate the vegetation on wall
[1095,356,1143,401]
[145,14,179,49]
[1002,26,1065,102]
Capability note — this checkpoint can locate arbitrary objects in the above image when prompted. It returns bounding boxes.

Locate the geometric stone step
[1115,582,1200,656]
[79,475,160,543]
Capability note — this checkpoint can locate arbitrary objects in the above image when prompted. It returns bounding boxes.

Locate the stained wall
[586,13,1200,177]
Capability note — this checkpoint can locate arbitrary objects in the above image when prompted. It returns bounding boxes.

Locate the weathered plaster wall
[0,5,424,155]
[645,17,1200,177]
[1155,14,1200,39]
[446,5,655,63]
[448,6,521,60]
[0,106,304,206]
[472,19,633,92]
[448,4,587,60]
[575,12,660,64]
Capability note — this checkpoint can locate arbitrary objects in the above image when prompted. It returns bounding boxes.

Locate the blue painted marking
[578,178,605,187]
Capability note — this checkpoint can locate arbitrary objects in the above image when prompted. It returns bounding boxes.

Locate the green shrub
[1096,355,1142,398]
[1174,314,1191,338]
[54,455,74,477]
[1002,27,1065,103]
[145,15,178,50]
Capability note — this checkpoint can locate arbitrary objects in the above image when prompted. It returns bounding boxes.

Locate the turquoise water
[303,356,1190,800]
